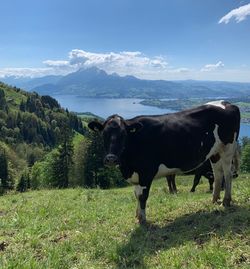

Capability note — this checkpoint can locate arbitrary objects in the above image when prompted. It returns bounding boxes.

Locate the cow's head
[88,115,142,166]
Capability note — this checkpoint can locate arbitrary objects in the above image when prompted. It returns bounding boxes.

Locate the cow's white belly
[154,164,180,179]
[127,172,139,184]
[127,164,181,184]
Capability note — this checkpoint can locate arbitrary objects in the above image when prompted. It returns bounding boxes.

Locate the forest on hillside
[0,82,124,194]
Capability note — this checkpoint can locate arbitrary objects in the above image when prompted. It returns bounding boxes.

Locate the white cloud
[219,3,250,24]
[201,61,225,72]
[43,60,69,67]
[41,49,172,78]
[0,49,171,78]
[0,67,53,78]
[170,68,190,73]
[66,49,169,72]
[1,50,249,82]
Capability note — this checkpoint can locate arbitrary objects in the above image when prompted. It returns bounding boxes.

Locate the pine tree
[0,150,8,190]
[16,171,30,192]
[0,89,7,111]
[241,143,250,172]
[16,174,27,192]
[19,100,26,111]
[49,123,74,188]
[83,132,105,187]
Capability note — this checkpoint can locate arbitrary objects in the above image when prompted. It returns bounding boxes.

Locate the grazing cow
[88,101,240,224]
[166,160,214,193]
[167,155,239,193]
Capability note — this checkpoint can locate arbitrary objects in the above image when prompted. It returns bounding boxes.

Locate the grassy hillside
[0,175,249,269]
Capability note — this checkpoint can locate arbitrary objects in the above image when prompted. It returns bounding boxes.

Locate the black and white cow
[166,155,239,194]
[88,101,240,224]
[166,160,214,194]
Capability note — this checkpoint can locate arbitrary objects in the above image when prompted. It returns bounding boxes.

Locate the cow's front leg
[134,183,151,224]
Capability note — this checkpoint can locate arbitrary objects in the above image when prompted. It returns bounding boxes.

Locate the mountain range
[2,67,250,99]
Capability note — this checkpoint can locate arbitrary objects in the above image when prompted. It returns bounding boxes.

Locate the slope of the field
[0,175,249,269]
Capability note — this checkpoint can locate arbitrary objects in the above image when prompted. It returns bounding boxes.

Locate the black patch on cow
[210,153,221,163]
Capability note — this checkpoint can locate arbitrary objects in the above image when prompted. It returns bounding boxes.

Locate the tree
[53,141,73,188]
[0,150,8,192]
[19,100,26,112]
[83,132,104,187]
[16,172,30,192]
[241,143,250,172]
[0,89,7,111]
[241,136,250,149]
[48,123,74,188]
[0,149,14,193]
[30,161,43,189]
[70,135,86,186]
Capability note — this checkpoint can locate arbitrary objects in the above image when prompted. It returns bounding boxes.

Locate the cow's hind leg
[221,143,236,207]
[172,176,177,193]
[210,158,223,204]
[166,176,173,193]
[190,174,201,192]
[208,177,214,192]
[166,175,177,194]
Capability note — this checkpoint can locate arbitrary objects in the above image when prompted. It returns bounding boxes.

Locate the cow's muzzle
[104,154,119,166]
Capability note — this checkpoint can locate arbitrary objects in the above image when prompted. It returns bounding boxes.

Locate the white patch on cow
[205,124,222,160]
[134,185,147,223]
[127,172,139,184]
[115,116,121,126]
[154,164,180,179]
[134,185,147,197]
[206,100,226,110]
[108,116,121,126]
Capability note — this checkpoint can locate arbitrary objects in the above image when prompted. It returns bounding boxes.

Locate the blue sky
[0,0,250,81]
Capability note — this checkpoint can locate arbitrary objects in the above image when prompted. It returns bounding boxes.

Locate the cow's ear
[88,121,104,132]
[126,122,143,134]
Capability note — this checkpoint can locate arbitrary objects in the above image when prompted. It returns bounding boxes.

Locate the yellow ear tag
[130,128,136,133]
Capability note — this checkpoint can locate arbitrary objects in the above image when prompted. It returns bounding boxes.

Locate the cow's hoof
[223,198,231,207]
[137,218,146,225]
[190,189,195,193]
[137,215,147,225]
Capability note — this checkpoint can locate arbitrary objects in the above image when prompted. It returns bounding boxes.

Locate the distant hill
[2,75,63,91]
[2,67,250,98]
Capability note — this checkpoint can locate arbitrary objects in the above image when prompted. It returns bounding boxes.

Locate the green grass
[73,131,85,147]
[1,83,27,108]
[0,175,249,269]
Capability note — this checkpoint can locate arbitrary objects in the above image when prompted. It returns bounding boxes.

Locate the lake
[53,96,174,118]
[53,95,250,138]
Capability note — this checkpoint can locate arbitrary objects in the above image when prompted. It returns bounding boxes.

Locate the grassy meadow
[0,175,249,269]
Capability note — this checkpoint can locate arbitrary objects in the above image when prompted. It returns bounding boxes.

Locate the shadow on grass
[115,205,250,268]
